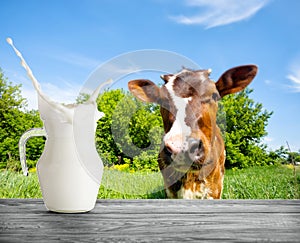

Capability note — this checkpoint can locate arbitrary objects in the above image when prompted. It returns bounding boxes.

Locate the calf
[128,65,257,199]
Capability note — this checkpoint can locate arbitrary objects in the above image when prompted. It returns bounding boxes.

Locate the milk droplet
[6,37,13,45]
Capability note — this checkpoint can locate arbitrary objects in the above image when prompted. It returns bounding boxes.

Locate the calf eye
[212,92,220,101]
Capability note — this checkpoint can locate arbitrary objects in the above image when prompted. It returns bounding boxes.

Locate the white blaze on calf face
[163,74,192,155]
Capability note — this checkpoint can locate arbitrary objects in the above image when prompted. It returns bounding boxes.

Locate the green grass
[0,170,42,198]
[222,165,300,199]
[0,165,299,199]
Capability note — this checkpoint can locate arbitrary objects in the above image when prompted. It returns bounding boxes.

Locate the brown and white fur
[128,65,257,199]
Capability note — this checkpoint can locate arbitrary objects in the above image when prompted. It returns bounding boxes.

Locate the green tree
[0,70,43,170]
[268,146,289,165]
[220,89,273,168]
[96,89,162,171]
[96,89,126,166]
[287,151,300,164]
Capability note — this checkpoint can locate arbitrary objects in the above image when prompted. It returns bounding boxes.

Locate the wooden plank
[0,199,299,242]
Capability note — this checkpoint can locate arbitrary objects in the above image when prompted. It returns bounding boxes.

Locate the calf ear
[216,65,258,97]
[128,79,160,103]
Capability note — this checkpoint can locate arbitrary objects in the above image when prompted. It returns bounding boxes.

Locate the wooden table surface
[0,199,299,242]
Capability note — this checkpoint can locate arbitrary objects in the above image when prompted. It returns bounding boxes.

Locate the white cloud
[286,62,300,92]
[49,52,100,69]
[102,62,141,76]
[286,57,300,93]
[264,79,272,85]
[41,78,81,105]
[170,0,270,28]
[21,86,38,110]
[262,136,277,151]
[263,136,274,143]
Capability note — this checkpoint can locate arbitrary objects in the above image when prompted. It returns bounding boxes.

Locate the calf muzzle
[164,137,204,170]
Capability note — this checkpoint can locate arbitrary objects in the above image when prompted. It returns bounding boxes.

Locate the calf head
[128,65,257,199]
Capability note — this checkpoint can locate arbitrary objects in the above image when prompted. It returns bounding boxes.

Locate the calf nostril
[164,143,173,156]
[189,143,198,154]
[198,140,203,150]
[189,139,202,154]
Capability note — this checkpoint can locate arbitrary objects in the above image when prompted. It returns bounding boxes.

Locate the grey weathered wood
[0,199,299,242]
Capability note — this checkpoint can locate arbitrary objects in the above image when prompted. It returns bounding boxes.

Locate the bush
[0,70,44,170]
[96,89,163,171]
[220,89,273,168]
[129,151,160,172]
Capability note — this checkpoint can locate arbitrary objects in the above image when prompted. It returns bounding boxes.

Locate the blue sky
[0,0,299,151]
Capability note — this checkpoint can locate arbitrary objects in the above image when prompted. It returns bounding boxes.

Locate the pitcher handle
[19,128,47,176]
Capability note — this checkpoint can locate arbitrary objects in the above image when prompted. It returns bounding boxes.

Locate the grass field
[0,165,299,199]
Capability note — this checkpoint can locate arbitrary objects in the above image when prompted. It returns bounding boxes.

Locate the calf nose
[164,137,203,158]
[164,138,183,155]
